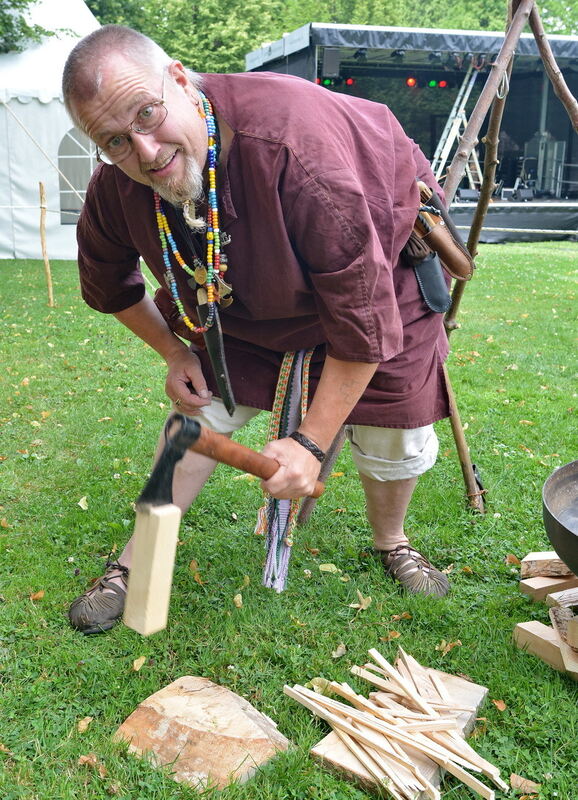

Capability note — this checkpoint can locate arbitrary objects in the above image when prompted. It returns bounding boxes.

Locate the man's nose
[131,133,162,163]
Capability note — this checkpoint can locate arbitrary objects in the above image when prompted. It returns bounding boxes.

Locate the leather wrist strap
[288,431,325,463]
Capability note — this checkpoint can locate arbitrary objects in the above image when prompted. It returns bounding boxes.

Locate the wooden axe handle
[191,424,324,499]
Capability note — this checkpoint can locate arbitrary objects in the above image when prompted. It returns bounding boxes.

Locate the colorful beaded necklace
[154,91,225,333]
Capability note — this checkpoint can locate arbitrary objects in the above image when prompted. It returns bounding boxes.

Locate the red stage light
[406,76,417,87]
[438,79,448,88]
[345,77,355,86]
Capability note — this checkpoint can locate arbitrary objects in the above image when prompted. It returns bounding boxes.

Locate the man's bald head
[62,25,172,125]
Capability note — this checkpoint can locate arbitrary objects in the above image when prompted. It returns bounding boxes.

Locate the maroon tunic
[77,71,450,428]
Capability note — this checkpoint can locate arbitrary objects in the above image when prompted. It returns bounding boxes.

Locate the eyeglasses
[95,69,168,165]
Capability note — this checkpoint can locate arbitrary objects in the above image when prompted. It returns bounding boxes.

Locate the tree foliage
[84,0,578,73]
[0,0,55,54]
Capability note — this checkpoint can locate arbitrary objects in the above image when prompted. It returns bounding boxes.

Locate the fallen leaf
[239,575,250,589]
[21,377,30,386]
[519,795,539,800]
[435,639,462,656]
[78,752,108,776]
[78,496,88,511]
[306,677,331,694]
[97,416,112,422]
[189,559,206,585]
[462,565,474,575]
[349,589,372,611]
[391,611,412,621]
[510,774,541,793]
[319,563,341,574]
[305,545,320,556]
[380,630,401,642]
[492,699,507,712]
[290,615,306,627]
[231,512,238,521]
[78,753,99,768]
[330,471,344,477]
[332,642,347,659]
[41,411,50,419]
[0,519,9,529]
[0,742,13,754]
[441,563,454,574]
[132,656,146,672]
[107,782,121,796]
[519,420,534,425]
[339,574,351,582]
[29,590,45,601]
[505,553,521,565]
[77,716,94,733]
[233,593,243,608]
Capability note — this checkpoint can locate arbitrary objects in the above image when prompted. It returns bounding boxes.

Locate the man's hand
[260,437,322,499]
[165,349,212,415]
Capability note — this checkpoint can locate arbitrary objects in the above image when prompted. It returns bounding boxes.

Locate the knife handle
[191,425,324,499]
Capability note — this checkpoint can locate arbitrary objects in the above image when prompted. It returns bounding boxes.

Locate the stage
[449,199,578,243]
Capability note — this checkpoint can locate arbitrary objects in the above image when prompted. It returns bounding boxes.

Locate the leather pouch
[416,182,475,281]
[412,251,452,313]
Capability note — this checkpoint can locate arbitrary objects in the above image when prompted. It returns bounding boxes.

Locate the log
[567,616,578,649]
[549,607,578,679]
[520,551,573,578]
[545,587,578,608]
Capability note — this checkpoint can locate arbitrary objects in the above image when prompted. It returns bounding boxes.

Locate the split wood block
[520,551,574,579]
[567,616,578,649]
[311,669,488,799]
[123,503,181,636]
[518,574,578,602]
[545,586,578,608]
[549,607,578,680]
[114,676,289,790]
[513,621,565,672]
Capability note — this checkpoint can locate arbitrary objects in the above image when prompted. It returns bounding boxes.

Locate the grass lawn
[0,242,577,799]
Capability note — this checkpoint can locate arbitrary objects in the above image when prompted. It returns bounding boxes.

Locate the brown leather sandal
[375,544,450,597]
[68,561,129,634]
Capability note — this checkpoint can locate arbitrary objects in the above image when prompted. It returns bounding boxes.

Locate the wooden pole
[443,0,535,203]
[39,182,55,307]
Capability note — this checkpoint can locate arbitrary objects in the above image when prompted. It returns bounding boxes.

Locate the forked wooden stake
[124,414,324,635]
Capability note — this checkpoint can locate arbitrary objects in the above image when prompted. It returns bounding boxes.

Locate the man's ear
[168,60,188,87]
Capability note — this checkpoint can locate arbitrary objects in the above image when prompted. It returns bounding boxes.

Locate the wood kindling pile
[284,647,508,800]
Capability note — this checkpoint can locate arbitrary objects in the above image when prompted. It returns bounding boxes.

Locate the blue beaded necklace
[154,91,227,333]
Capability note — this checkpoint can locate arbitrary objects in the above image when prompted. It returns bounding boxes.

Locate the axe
[123,414,324,635]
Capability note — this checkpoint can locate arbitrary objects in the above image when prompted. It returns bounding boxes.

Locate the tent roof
[0,0,99,104]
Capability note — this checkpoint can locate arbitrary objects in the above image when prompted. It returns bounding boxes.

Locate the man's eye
[138,104,154,121]
[107,135,125,151]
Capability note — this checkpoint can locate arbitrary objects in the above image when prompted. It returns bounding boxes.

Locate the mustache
[140,147,182,174]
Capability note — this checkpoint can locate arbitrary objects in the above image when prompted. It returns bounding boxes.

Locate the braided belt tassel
[255,349,314,592]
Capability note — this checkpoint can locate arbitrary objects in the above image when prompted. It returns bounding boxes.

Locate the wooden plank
[520,551,573,578]
[545,587,578,608]
[519,575,578,602]
[123,504,181,636]
[311,669,488,799]
[513,621,565,671]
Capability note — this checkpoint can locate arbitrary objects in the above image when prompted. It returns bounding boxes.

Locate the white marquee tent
[0,0,100,259]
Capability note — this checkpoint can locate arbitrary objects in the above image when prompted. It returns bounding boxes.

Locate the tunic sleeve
[77,166,146,314]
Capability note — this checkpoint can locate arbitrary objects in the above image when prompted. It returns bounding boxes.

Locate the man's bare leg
[359,473,449,597]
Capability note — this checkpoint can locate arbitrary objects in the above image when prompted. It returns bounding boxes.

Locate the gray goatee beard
[149,153,206,229]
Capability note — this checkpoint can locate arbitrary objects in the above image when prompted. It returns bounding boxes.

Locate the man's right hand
[165,349,212,415]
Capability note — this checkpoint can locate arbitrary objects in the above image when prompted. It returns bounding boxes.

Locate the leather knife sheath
[196,301,236,417]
